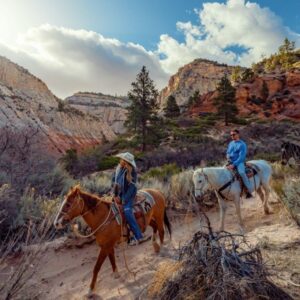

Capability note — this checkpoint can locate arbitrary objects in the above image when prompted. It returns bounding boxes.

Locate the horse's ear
[200,160,206,167]
[72,184,81,192]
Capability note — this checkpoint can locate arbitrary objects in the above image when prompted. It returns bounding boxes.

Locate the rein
[64,193,115,238]
[72,204,113,238]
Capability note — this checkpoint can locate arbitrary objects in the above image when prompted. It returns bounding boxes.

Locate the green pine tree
[213,75,237,126]
[163,95,180,118]
[125,66,159,152]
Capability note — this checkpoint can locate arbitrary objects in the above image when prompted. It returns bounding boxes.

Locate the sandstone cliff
[65,92,129,134]
[158,59,239,107]
[0,56,117,156]
[190,70,300,120]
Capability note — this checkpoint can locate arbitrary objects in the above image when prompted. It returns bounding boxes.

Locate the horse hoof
[264,208,272,215]
[153,242,160,253]
[113,271,121,279]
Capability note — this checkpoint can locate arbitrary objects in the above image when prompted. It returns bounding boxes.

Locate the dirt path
[17,195,300,299]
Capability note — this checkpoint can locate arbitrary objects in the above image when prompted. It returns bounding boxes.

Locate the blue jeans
[237,163,252,192]
[123,194,143,240]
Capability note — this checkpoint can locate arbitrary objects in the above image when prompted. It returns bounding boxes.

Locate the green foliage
[240,68,254,82]
[141,163,181,181]
[213,75,237,126]
[255,38,298,72]
[163,95,180,118]
[230,66,242,83]
[187,90,200,108]
[271,163,300,226]
[125,66,160,151]
[27,165,74,196]
[114,135,141,150]
[81,173,112,195]
[98,156,119,171]
[60,148,78,173]
[15,188,61,227]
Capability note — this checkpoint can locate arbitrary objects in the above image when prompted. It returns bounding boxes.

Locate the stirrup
[128,237,138,246]
[245,192,253,199]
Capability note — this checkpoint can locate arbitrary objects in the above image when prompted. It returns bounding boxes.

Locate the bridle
[57,193,114,238]
[194,169,212,194]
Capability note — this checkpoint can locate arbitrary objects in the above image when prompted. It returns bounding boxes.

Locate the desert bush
[15,188,61,227]
[141,163,181,181]
[271,162,300,225]
[81,172,112,195]
[281,178,300,225]
[0,217,55,300]
[138,178,171,201]
[27,165,74,196]
[98,156,119,171]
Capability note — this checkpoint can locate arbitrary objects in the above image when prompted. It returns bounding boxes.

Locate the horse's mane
[70,186,112,210]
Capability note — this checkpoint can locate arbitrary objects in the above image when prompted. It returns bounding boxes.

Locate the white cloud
[158,0,300,74]
[0,1,299,98]
[0,24,168,98]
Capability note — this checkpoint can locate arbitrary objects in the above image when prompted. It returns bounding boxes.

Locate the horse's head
[193,169,209,198]
[54,185,84,229]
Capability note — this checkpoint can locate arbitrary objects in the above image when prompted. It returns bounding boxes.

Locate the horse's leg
[89,248,108,294]
[157,218,165,246]
[150,219,160,253]
[215,191,226,231]
[257,186,264,202]
[108,248,120,279]
[261,182,271,214]
[233,195,245,234]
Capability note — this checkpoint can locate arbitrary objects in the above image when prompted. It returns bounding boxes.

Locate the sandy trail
[17,195,300,299]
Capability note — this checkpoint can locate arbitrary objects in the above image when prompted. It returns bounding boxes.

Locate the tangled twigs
[157,211,293,300]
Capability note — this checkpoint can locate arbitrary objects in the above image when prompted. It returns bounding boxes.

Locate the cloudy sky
[0,0,299,98]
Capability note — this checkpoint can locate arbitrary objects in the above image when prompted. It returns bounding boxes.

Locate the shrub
[282,178,300,225]
[81,173,112,195]
[27,165,74,196]
[141,163,181,181]
[98,156,119,171]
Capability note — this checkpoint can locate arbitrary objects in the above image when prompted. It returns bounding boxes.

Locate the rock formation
[65,92,129,134]
[158,59,239,108]
[0,56,117,156]
[190,70,300,120]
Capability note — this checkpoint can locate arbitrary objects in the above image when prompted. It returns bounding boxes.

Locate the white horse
[193,160,272,233]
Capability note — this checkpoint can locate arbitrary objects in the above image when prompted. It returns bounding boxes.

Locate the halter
[58,192,114,237]
[194,168,212,194]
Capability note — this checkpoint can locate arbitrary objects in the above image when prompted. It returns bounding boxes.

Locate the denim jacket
[112,166,137,205]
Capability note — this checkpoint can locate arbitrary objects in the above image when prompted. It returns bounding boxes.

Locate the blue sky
[0,0,299,97]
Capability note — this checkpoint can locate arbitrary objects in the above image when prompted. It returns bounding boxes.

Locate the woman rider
[112,152,147,246]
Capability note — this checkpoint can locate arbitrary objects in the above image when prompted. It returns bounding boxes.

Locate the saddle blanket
[112,190,155,225]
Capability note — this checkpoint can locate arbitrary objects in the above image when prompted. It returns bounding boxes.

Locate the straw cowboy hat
[116,152,137,168]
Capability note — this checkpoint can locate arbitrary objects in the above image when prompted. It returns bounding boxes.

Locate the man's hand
[226,164,235,170]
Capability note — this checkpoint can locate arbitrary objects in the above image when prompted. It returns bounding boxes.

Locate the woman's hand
[114,196,121,204]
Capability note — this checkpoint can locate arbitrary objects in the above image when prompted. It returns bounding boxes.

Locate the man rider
[226,129,253,198]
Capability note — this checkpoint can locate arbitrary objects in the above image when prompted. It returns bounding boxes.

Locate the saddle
[111,190,155,238]
[218,162,259,198]
[244,162,259,178]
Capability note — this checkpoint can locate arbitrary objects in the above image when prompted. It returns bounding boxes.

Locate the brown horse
[54,185,171,295]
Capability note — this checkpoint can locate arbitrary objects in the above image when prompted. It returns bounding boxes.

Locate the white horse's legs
[216,191,227,231]
[233,195,245,234]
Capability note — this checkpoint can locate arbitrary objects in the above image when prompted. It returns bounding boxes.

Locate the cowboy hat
[115,152,136,168]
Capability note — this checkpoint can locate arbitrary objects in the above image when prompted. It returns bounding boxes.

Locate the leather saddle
[111,190,155,230]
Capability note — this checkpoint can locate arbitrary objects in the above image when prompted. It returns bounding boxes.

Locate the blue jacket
[112,166,137,205]
[226,139,247,167]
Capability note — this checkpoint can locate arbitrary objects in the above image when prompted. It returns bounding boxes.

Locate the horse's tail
[164,209,172,238]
